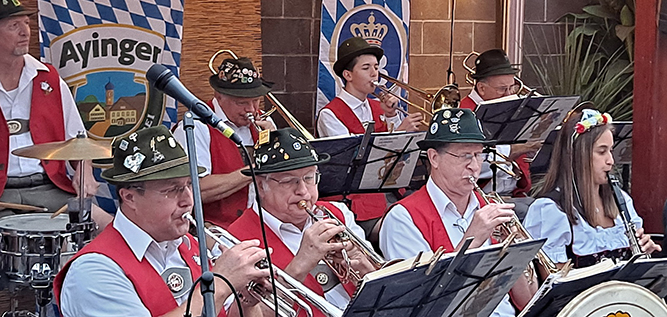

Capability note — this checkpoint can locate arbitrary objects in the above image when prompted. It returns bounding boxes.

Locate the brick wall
[260,0,322,132]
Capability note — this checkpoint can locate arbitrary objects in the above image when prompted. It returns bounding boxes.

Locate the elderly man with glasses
[379,108,537,316]
[228,128,376,314]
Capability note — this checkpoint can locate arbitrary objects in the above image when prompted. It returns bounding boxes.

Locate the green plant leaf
[583,5,619,21]
[615,25,634,41]
[620,5,634,26]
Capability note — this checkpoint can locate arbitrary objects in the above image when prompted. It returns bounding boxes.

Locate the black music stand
[519,257,667,317]
[475,95,580,145]
[310,129,426,198]
[342,239,545,317]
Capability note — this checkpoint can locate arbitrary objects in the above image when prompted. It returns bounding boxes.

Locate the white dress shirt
[467,89,517,195]
[0,55,85,177]
[60,210,195,316]
[523,189,642,263]
[379,177,515,317]
[254,201,368,311]
[316,89,403,137]
[173,98,275,209]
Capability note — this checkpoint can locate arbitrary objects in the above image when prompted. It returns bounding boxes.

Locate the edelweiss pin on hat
[101,126,205,184]
[242,128,330,175]
[417,108,488,150]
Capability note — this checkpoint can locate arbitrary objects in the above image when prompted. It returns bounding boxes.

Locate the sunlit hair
[537,109,617,225]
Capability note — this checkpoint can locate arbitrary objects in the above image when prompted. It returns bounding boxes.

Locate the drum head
[558,280,667,317]
[0,214,69,233]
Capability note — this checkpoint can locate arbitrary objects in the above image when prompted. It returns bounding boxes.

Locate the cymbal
[12,136,112,160]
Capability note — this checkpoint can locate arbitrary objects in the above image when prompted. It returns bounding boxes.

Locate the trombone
[372,73,460,124]
[208,49,315,140]
[184,213,343,317]
[486,148,523,180]
[463,51,541,97]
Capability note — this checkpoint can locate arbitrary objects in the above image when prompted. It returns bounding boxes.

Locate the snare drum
[558,280,667,317]
[0,214,75,283]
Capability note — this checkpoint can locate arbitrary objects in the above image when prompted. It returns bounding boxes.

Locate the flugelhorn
[467,176,558,275]
[297,201,397,284]
[209,49,315,140]
[463,51,541,97]
[184,213,344,317]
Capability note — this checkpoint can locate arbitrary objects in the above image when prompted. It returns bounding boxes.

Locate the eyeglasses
[444,151,485,164]
[129,182,193,199]
[483,82,521,95]
[267,172,321,189]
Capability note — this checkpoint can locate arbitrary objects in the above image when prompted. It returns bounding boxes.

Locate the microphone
[146,64,243,145]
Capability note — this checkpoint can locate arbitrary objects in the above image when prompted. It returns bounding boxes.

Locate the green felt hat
[242,128,330,175]
[101,126,205,184]
[333,36,384,78]
[471,49,520,80]
[417,108,488,150]
[0,0,35,21]
[209,57,271,98]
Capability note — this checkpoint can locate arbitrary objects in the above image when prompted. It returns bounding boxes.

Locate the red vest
[204,99,258,228]
[53,225,222,316]
[228,202,356,317]
[322,97,388,134]
[389,185,488,252]
[319,97,388,221]
[0,63,73,196]
[459,95,477,110]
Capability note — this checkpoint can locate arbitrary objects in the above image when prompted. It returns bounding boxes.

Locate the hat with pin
[417,108,488,150]
[0,0,36,21]
[101,126,205,184]
[209,57,271,98]
[241,128,330,175]
[471,49,520,80]
[333,36,384,78]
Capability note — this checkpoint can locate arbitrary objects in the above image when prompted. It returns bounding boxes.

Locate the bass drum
[558,280,667,317]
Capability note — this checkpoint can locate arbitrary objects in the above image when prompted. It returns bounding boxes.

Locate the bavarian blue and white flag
[37,0,185,213]
[317,0,410,113]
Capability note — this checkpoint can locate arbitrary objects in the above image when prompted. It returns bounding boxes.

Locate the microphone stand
[182,111,217,317]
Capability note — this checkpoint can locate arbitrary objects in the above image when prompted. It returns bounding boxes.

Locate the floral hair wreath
[573,109,612,138]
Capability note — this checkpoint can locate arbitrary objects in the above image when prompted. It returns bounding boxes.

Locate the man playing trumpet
[55,126,269,316]
[228,128,376,314]
[379,108,537,316]
[173,57,275,229]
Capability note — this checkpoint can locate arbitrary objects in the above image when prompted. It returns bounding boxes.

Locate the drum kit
[0,132,111,317]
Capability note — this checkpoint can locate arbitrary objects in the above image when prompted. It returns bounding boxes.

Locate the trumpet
[467,176,558,275]
[209,49,315,140]
[463,51,541,97]
[246,108,277,131]
[184,213,343,317]
[297,201,396,284]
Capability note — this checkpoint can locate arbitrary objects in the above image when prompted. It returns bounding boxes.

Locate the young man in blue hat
[0,1,111,225]
[380,108,537,315]
[173,57,275,229]
[228,128,376,314]
[55,126,269,317]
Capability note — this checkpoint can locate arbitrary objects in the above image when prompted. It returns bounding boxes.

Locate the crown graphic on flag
[350,13,388,46]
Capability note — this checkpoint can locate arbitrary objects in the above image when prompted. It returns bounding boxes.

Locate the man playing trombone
[173,57,276,229]
[379,108,537,316]
[54,126,270,317]
[228,128,376,314]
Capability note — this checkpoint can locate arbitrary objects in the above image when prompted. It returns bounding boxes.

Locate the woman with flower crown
[522,107,661,276]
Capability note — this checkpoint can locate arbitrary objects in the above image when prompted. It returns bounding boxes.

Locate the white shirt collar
[113,208,190,262]
[467,89,485,107]
[211,98,233,126]
[425,177,480,225]
[338,88,368,111]
[252,203,313,252]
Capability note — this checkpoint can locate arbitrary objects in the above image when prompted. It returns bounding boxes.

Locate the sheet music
[359,132,425,189]
[515,96,580,141]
